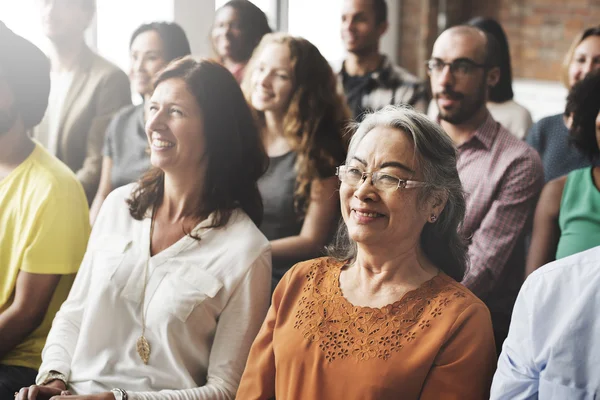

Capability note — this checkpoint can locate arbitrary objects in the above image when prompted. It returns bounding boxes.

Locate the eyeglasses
[336,165,427,192]
[425,58,489,78]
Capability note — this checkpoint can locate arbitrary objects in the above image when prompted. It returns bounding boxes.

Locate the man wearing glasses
[427,26,543,356]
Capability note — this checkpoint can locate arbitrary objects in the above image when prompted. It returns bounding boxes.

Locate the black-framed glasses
[336,165,427,192]
[425,58,489,78]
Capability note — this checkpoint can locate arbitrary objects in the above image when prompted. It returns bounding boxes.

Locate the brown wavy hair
[241,33,350,213]
[127,57,268,232]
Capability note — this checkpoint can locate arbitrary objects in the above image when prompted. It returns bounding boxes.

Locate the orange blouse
[237,257,497,400]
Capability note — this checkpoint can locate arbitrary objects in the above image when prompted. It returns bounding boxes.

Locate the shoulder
[533,113,564,133]
[524,246,600,301]
[112,104,143,121]
[218,209,270,253]
[28,144,87,202]
[279,257,342,291]
[435,273,490,314]
[87,50,129,85]
[494,124,542,168]
[387,62,422,85]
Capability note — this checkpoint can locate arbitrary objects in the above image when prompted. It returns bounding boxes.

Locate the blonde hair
[242,33,350,213]
[561,26,600,88]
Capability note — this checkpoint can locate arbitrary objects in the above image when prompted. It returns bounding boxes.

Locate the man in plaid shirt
[338,0,429,120]
[428,25,543,355]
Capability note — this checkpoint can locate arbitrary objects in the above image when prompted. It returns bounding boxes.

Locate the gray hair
[328,105,469,281]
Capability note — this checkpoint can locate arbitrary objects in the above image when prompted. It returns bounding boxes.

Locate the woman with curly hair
[241,33,350,289]
[526,70,600,275]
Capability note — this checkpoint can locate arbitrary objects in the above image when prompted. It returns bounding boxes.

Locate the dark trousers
[491,311,511,357]
[0,364,38,398]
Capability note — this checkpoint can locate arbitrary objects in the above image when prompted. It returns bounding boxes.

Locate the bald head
[434,25,498,67]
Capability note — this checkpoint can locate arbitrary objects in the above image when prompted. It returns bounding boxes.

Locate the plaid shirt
[337,55,429,119]
[457,112,543,321]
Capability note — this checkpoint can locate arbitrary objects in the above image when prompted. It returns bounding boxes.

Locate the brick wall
[397,0,600,82]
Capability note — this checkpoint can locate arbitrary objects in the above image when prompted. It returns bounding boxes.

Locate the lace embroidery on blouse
[293,258,467,363]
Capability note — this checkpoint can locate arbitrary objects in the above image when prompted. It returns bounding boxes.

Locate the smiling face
[145,78,206,175]
[568,35,600,88]
[212,6,244,62]
[340,126,433,249]
[249,42,294,116]
[340,0,386,56]
[129,30,167,97]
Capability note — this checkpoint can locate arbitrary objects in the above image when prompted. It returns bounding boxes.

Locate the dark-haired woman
[212,0,271,83]
[237,106,496,400]
[526,70,600,275]
[90,22,192,224]
[17,58,271,400]
[241,33,350,289]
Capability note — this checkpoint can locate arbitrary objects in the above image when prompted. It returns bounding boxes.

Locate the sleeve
[128,248,272,400]
[20,184,90,275]
[525,120,542,152]
[407,82,430,114]
[76,68,131,200]
[490,280,539,400]
[37,241,94,381]
[235,264,294,400]
[102,111,121,159]
[461,151,544,298]
[420,303,497,400]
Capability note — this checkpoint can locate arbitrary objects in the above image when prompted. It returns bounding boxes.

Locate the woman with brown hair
[241,33,350,289]
[16,58,271,400]
[526,26,600,182]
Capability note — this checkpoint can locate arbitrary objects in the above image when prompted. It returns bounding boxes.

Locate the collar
[468,111,498,150]
[339,54,394,85]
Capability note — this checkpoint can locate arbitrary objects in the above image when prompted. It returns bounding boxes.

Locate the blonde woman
[526,26,600,182]
[242,33,350,288]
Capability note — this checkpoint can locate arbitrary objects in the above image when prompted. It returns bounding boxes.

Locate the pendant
[137,335,151,364]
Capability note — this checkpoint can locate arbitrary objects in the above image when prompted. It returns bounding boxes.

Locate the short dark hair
[0,22,50,130]
[566,69,600,162]
[468,17,513,102]
[127,57,268,230]
[372,0,388,25]
[130,22,191,64]
[215,0,272,62]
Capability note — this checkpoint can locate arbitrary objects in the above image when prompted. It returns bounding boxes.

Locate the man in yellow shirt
[0,23,90,396]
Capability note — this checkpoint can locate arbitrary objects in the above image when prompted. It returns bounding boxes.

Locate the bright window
[0,0,48,52]
[96,0,174,73]
[287,0,344,62]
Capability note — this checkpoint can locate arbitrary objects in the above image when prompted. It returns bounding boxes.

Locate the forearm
[270,235,325,262]
[0,305,43,358]
[129,385,233,400]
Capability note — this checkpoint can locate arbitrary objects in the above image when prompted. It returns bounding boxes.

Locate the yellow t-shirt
[0,143,90,370]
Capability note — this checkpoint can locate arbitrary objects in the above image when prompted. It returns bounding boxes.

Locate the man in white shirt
[491,245,600,399]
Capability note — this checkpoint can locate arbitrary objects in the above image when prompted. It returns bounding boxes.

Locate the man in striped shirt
[428,25,544,355]
[338,0,429,120]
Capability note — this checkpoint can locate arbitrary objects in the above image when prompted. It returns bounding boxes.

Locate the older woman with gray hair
[237,106,497,400]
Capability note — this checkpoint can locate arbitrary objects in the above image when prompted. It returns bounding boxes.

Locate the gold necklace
[136,206,156,364]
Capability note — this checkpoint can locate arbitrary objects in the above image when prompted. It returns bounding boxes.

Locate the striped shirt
[456,112,543,326]
[337,55,429,120]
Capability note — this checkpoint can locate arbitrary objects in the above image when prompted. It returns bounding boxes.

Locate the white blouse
[37,184,272,400]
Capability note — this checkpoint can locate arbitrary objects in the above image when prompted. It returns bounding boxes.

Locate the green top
[556,167,600,259]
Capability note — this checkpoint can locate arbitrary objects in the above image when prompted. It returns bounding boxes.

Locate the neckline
[333,260,445,312]
[0,143,39,187]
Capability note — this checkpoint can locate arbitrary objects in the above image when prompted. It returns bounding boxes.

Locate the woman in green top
[526,70,600,276]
